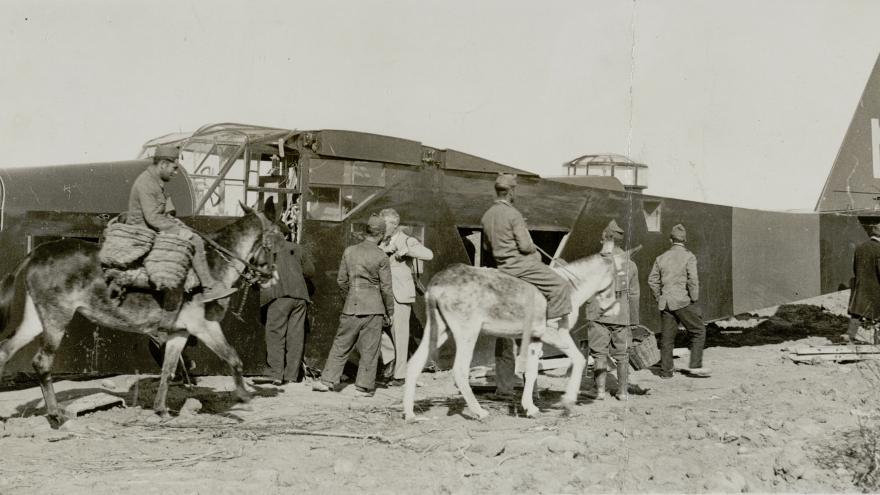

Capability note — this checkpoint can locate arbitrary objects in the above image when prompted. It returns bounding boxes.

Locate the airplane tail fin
[816,53,880,213]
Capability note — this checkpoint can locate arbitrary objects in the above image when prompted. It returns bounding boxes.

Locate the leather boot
[593,369,607,400]
[616,359,629,400]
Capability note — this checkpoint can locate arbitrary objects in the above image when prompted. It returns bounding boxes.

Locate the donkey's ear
[264,197,277,222]
[239,201,254,215]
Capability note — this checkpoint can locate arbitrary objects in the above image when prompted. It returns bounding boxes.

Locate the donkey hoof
[155,409,170,419]
[471,408,490,421]
[46,412,69,430]
[236,390,253,403]
[525,406,540,418]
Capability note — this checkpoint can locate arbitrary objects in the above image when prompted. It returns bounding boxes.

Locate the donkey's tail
[426,290,443,366]
[0,258,29,339]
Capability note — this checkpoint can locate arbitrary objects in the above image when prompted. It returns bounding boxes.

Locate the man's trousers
[264,297,308,382]
[321,314,383,391]
[659,304,706,373]
[380,301,412,380]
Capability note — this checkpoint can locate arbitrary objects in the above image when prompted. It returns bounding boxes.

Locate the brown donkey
[0,203,277,428]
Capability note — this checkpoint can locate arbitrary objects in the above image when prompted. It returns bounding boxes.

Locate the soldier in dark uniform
[481,173,572,399]
[313,214,394,397]
[848,224,880,344]
[126,144,237,303]
[586,220,639,400]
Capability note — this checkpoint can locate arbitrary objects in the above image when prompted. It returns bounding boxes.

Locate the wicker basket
[144,233,194,290]
[629,325,660,370]
[98,221,156,267]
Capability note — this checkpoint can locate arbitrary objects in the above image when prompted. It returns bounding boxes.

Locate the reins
[534,245,584,285]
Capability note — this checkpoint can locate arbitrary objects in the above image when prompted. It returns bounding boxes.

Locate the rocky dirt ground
[1,292,879,494]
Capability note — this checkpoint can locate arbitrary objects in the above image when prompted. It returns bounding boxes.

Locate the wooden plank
[61,392,125,416]
[789,353,880,363]
[794,345,880,355]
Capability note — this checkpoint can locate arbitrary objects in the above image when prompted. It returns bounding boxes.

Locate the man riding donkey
[127,145,240,371]
[127,144,238,304]
[480,173,573,400]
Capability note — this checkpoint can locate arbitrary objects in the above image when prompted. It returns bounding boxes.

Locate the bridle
[199,211,278,287]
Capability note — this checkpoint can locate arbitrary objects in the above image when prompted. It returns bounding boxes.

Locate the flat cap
[153,144,180,162]
[602,219,624,241]
[494,173,518,191]
[671,223,687,242]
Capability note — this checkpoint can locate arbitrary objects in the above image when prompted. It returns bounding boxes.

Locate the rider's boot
[593,369,607,400]
[189,235,237,303]
[616,359,629,400]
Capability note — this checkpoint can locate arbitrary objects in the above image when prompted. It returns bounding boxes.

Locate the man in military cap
[648,224,710,378]
[313,214,394,397]
[586,219,639,400]
[127,144,237,302]
[481,173,573,398]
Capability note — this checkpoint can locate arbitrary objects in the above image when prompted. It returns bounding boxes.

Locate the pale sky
[1,0,878,211]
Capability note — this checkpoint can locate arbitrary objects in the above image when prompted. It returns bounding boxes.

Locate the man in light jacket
[378,208,433,385]
[648,224,710,378]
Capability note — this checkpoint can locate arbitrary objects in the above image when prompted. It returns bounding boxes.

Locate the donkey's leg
[189,320,251,403]
[31,312,71,429]
[403,322,449,421]
[0,294,44,381]
[450,323,488,420]
[153,332,188,417]
[520,340,543,418]
[540,328,587,411]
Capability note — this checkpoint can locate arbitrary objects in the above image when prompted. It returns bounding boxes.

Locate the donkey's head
[233,200,280,286]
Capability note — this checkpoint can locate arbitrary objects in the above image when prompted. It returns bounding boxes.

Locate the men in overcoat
[258,223,315,385]
[587,220,639,400]
[848,224,880,344]
[378,208,433,385]
[313,215,394,397]
[648,224,710,378]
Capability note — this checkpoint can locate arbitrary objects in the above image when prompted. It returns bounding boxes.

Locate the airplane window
[309,159,346,184]
[643,200,662,232]
[309,159,385,187]
[306,186,342,221]
[350,161,385,187]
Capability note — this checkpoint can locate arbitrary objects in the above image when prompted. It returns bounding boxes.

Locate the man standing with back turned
[313,214,394,397]
[648,224,711,379]
[848,224,880,344]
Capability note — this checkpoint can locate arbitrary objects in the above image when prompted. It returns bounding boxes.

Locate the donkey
[403,240,630,421]
[0,202,278,428]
